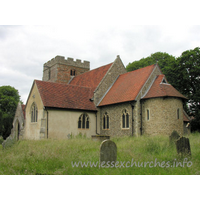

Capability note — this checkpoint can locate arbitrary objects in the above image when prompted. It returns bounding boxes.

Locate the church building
[13,55,190,140]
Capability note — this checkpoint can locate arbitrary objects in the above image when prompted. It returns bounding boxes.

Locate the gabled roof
[69,62,113,91]
[142,75,187,100]
[98,64,156,106]
[35,80,97,111]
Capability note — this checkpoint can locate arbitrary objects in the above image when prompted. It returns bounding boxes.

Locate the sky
[1,0,200,103]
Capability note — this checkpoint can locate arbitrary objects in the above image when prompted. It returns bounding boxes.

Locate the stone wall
[24,83,45,140]
[43,56,90,83]
[94,56,127,106]
[141,97,184,135]
[11,102,25,140]
[99,102,135,136]
[133,64,162,136]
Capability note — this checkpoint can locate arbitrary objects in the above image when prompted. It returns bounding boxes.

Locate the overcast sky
[1,0,200,103]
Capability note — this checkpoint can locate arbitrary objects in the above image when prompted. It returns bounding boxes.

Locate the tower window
[70,70,76,76]
[48,68,51,80]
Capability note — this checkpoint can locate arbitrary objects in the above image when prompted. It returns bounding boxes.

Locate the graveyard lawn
[0,133,200,175]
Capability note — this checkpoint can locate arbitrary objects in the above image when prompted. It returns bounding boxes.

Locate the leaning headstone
[175,136,191,156]
[169,130,180,145]
[100,140,117,165]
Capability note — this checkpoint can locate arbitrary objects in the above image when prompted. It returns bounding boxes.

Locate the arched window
[103,112,109,130]
[31,103,38,122]
[78,113,89,129]
[122,109,129,129]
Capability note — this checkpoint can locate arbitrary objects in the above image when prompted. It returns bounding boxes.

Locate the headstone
[175,136,191,156]
[169,130,180,145]
[67,134,71,139]
[100,140,117,164]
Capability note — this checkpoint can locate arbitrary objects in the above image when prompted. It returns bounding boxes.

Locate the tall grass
[0,134,200,175]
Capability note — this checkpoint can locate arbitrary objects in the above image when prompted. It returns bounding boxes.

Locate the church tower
[42,56,90,84]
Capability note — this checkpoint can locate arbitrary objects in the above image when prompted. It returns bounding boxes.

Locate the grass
[0,133,200,175]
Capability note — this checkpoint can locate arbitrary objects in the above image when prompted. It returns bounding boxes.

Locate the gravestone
[100,140,117,164]
[175,136,191,156]
[67,134,71,139]
[169,130,180,145]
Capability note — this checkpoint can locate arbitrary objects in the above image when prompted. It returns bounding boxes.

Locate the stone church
[12,55,191,140]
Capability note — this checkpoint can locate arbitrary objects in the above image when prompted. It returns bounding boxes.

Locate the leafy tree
[126,48,200,132]
[175,47,200,131]
[126,52,176,75]
[0,86,20,139]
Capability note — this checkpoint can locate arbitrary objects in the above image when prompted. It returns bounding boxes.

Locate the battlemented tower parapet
[44,56,90,69]
[42,56,90,83]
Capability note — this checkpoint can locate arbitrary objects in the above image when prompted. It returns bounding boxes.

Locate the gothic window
[70,69,76,76]
[147,109,150,120]
[103,112,109,130]
[31,103,38,122]
[122,109,129,129]
[78,114,89,129]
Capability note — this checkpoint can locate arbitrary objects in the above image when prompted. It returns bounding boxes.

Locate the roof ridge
[35,79,93,90]
[125,64,156,75]
[71,62,113,79]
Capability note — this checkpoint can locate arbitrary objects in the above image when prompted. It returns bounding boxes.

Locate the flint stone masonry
[142,97,184,135]
[94,55,127,106]
[100,102,134,136]
[100,140,117,164]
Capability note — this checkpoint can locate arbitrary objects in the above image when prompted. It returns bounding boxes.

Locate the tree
[0,86,20,139]
[126,48,200,132]
[175,47,200,131]
[126,52,176,76]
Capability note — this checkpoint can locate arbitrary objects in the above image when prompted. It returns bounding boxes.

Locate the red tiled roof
[142,75,187,100]
[69,63,113,91]
[35,80,97,111]
[98,64,156,106]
